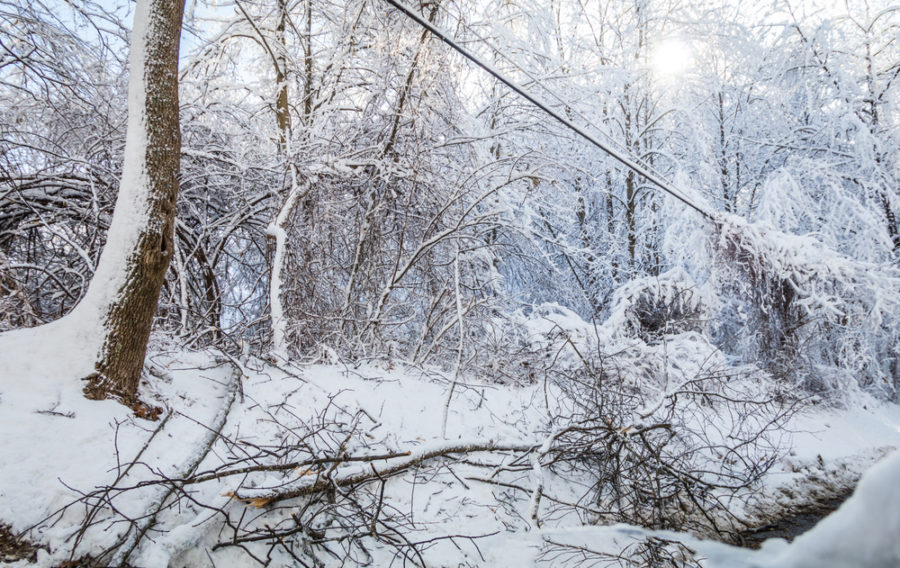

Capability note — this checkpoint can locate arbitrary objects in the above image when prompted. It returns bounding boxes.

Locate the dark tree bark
[82,0,185,401]
[274,0,292,150]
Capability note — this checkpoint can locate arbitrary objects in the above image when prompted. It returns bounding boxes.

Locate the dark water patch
[737,490,852,549]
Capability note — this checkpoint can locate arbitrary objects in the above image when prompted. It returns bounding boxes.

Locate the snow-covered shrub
[712,215,900,398]
[606,268,710,342]
[527,300,796,538]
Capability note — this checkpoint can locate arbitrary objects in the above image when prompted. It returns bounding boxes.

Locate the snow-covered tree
[78,0,185,399]
[0,0,185,402]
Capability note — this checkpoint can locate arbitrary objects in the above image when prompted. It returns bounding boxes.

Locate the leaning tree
[75,0,185,401]
[0,0,192,403]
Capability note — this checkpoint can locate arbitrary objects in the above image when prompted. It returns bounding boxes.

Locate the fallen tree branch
[232,440,539,505]
[109,361,242,566]
[68,409,174,559]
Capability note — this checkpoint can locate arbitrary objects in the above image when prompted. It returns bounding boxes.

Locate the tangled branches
[525,301,800,541]
[26,342,797,566]
[540,535,702,568]
[39,378,522,567]
[551,363,794,538]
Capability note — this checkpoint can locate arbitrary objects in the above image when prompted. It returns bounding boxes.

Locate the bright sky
[650,37,695,80]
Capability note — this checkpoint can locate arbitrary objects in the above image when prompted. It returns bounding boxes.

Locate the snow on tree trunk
[79,0,185,401]
[266,173,309,359]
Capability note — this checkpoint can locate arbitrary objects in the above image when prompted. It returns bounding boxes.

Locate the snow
[0,342,226,535]
[265,176,309,358]
[4,0,900,565]
[2,330,900,566]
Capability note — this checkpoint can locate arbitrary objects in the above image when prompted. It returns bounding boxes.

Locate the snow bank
[0,344,234,565]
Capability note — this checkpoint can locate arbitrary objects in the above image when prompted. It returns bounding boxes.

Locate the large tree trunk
[81,0,185,401]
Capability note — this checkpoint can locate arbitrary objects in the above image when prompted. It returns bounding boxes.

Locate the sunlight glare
[651,38,694,79]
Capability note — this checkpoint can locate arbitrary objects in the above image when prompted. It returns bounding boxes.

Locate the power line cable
[424,1,712,218]
[436,5,631,158]
[382,0,716,220]
[434,2,693,202]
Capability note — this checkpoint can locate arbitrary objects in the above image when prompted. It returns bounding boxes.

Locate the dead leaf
[248,497,270,508]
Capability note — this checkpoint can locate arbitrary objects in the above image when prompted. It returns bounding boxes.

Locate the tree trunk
[275,0,292,151]
[82,0,185,401]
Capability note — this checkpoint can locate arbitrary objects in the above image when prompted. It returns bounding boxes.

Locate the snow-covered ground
[2,329,900,567]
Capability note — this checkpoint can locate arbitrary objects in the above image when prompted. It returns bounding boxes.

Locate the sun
[650,38,694,79]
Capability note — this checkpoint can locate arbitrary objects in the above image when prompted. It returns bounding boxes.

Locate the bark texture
[84,0,185,401]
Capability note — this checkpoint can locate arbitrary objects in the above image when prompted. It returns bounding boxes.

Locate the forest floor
[1,341,900,567]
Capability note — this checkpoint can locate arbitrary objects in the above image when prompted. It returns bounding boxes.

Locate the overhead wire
[382,0,717,221]
[434,1,708,211]
[434,3,644,170]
